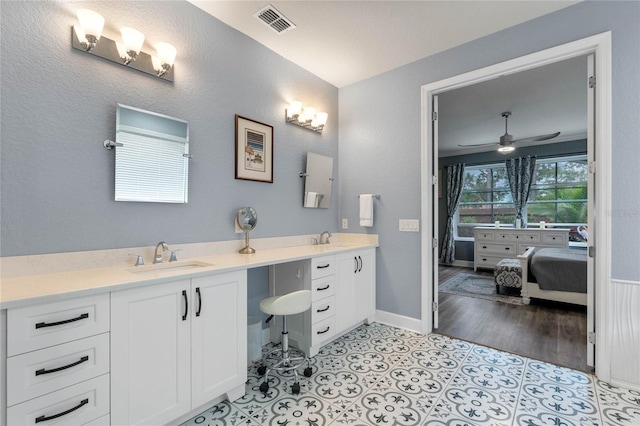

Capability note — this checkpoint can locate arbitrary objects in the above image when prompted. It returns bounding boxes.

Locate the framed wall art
[235,115,273,183]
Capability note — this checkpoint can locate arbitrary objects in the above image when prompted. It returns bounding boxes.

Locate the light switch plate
[399,219,420,232]
[342,218,348,229]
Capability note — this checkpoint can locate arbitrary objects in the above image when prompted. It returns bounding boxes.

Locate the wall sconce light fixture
[286,101,328,134]
[72,9,176,81]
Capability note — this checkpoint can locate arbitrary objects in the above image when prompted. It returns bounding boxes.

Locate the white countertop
[0,238,378,310]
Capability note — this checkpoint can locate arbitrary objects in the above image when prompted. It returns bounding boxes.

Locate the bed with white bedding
[517,246,588,306]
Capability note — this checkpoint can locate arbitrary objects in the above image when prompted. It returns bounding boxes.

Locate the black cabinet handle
[317,305,330,313]
[316,264,330,269]
[317,284,330,291]
[35,313,89,329]
[358,256,363,272]
[505,247,510,250]
[195,287,202,317]
[482,258,487,261]
[182,290,188,321]
[317,326,330,335]
[35,356,89,376]
[35,398,89,423]
[354,257,358,273]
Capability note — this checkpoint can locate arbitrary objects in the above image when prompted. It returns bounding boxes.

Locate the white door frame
[420,32,612,380]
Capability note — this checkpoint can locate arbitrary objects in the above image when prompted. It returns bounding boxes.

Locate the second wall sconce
[72,9,177,81]
[286,101,328,134]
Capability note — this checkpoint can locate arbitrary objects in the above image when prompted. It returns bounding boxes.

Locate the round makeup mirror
[237,207,257,254]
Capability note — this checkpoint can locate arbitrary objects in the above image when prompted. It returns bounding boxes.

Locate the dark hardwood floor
[436,265,591,372]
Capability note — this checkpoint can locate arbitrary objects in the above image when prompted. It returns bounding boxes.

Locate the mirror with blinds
[302,152,333,208]
[114,104,190,203]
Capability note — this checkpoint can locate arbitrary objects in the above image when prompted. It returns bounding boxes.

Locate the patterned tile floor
[181,323,640,425]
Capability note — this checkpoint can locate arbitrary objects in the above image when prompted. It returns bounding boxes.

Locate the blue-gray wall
[439,140,588,262]
[339,1,640,319]
[0,1,339,257]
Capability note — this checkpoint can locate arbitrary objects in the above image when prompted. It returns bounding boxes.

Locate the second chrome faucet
[154,241,169,263]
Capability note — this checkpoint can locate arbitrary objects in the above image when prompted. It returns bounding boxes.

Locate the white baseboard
[374,310,423,335]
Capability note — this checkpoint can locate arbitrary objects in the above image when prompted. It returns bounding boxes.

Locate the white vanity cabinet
[335,248,376,331]
[5,293,111,426]
[110,270,247,426]
[269,248,376,357]
[473,227,569,270]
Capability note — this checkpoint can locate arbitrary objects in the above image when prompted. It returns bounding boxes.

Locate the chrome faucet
[154,241,169,264]
[319,231,332,245]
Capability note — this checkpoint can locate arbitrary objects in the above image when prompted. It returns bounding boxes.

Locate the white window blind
[115,127,189,203]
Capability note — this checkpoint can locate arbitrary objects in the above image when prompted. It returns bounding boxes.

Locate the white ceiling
[188,0,579,88]
[438,54,588,156]
[188,1,587,155]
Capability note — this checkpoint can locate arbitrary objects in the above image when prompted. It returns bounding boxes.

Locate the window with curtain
[456,154,588,243]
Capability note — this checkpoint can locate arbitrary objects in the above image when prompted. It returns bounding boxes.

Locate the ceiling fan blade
[457,141,499,147]
[513,131,561,144]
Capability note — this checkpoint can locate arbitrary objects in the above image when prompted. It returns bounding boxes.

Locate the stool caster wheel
[291,382,301,395]
[257,365,267,375]
[303,367,313,377]
[259,381,269,393]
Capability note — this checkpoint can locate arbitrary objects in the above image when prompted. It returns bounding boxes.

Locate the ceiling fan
[458,111,561,153]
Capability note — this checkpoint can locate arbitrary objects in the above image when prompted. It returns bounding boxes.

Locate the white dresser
[473,227,569,271]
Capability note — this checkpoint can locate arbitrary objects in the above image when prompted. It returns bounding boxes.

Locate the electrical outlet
[342,218,348,229]
[234,218,243,233]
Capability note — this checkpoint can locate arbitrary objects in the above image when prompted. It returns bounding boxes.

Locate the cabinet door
[355,249,376,322]
[191,271,247,407]
[335,253,358,333]
[111,279,191,426]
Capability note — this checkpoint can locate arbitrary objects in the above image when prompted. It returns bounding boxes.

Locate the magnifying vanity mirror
[113,104,189,203]
[302,152,333,208]
[237,207,258,254]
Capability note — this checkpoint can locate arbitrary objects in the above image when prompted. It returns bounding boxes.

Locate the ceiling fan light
[498,146,515,154]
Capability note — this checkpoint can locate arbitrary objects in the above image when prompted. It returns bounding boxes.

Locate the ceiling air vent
[254,4,296,35]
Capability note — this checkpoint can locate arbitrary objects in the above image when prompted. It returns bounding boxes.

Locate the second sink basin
[129,260,214,274]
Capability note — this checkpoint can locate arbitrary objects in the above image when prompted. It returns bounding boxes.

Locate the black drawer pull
[505,247,510,250]
[316,264,330,269]
[358,256,363,272]
[35,356,89,376]
[35,313,89,329]
[482,246,487,249]
[482,258,487,261]
[35,398,89,423]
[182,290,188,321]
[317,326,330,335]
[195,287,202,317]
[317,285,330,291]
[317,305,330,313]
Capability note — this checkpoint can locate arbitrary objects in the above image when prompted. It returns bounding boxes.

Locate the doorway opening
[420,33,612,381]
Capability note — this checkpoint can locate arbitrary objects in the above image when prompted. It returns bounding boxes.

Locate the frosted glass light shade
[288,101,303,118]
[155,42,177,66]
[312,112,328,127]
[121,27,145,54]
[498,146,515,153]
[77,9,104,40]
[300,107,315,122]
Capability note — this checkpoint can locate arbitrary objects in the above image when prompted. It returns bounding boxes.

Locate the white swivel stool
[257,290,313,394]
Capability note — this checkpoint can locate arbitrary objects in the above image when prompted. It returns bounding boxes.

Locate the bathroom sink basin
[129,260,214,274]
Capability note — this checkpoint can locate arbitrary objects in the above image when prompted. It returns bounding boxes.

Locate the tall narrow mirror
[114,104,189,203]
[303,152,333,208]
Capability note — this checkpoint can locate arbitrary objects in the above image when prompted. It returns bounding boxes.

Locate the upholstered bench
[494,258,522,294]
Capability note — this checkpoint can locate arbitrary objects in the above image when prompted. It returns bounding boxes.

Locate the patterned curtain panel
[440,163,465,264]
[505,156,537,228]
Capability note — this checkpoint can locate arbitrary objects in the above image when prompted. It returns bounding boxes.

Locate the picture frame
[235,115,274,183]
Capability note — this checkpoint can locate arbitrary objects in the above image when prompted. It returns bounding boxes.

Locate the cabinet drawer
[311,317,335,345]
[511,233,540,242]
[84,414,110,425]
[477,242,516,255]
[7,333,110,406]
[7,374,110,426]
[474,231,494,241]
[311,276,335,301]
[495,232,512,241]
[475,255,506,270]
[542,233,566,244]
[8,293,110,356]
[311,255,335,279]
[311,296,335,324]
